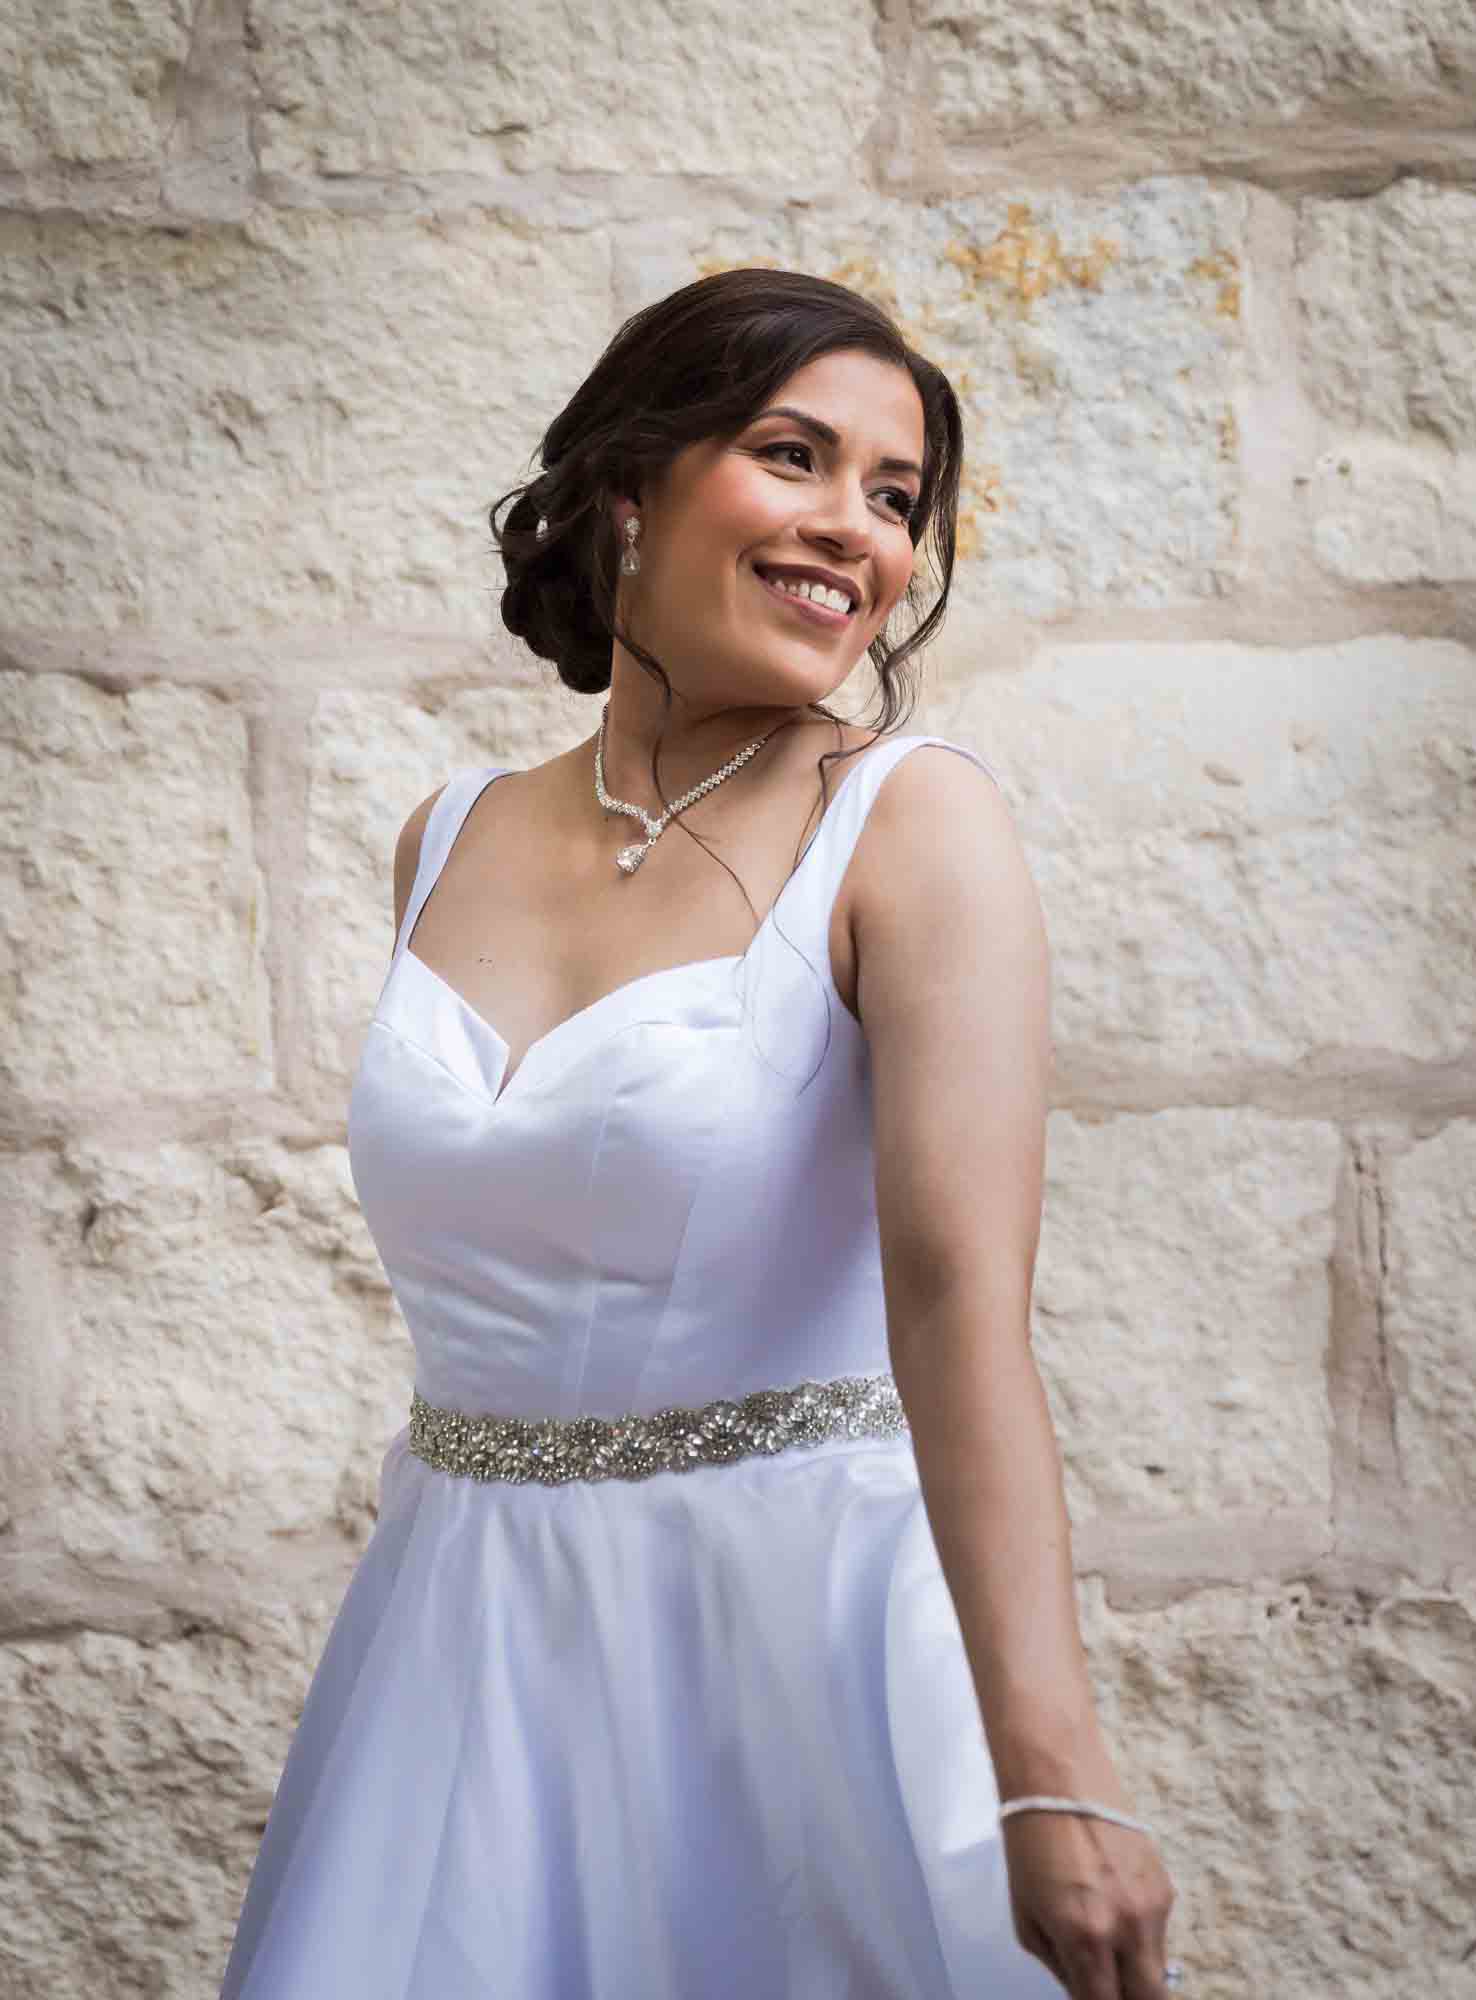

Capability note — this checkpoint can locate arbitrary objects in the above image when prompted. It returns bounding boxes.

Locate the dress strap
[737,733,1003,1055]
[786,733,1003,953]
[392,765,509,964]
[824,731,1001,883]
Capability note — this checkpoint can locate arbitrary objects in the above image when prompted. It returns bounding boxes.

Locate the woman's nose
[803,480,873,549]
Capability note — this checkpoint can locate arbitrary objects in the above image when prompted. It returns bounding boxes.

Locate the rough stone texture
[1032,1110,1340,1519]
[942,635,1476,1079]
[0,671,272,1101]
[247,0,883,185]
[0,1155,71,1538]
[1299,180,1476,583]
[624,177,1245,617]
[0,0,192,172]
[914,0,1476,146]
[1306,439,1476,586]
[1300,182,1476,450]
[12,1135,412,1570]
[305,682,587,1086]
[1081,1578,1476,1998]
[0,1602,337,1999]
[0,206,608,636]
[1383,1121,1476,1512]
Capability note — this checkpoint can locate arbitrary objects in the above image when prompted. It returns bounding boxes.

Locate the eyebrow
[754,404,924,481]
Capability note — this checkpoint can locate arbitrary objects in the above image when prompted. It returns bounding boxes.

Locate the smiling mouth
[752,567,858,625]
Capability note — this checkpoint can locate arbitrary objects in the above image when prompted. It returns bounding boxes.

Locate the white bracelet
[998,1794,1158,1841]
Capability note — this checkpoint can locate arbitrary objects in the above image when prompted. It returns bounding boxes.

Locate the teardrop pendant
[594,698,785,878]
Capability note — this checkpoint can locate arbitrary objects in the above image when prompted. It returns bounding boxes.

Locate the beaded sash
[407,1373,909,1485]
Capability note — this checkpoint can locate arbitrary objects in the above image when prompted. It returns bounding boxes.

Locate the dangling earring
[620,515,642,576]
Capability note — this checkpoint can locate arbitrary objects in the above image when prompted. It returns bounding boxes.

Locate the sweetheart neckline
[400,946,746,1107]
[394,744,890,1109]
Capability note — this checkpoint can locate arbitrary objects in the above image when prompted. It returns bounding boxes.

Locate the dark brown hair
[487,267,967,1084]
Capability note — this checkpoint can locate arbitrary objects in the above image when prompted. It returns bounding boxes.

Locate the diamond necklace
[593,699,785,875]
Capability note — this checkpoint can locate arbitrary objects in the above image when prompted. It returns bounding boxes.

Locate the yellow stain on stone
[1188,248,1241,318]
[953,461,1006,564]
[825,254,903,321]
[1218,406,1239,461]
[945,205,1121,316]
[824,255,946,370]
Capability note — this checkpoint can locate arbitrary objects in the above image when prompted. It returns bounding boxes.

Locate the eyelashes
[756,441,918,521]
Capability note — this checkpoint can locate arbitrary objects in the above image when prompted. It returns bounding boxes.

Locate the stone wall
[2,3,1473,1993]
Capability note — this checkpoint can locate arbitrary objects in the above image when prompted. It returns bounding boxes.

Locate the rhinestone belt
[406,1373,909,1486]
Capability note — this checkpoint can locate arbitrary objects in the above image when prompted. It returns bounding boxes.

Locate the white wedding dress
[220,733,1065,1998]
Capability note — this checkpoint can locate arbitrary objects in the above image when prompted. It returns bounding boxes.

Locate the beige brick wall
[2,3,1473,1992]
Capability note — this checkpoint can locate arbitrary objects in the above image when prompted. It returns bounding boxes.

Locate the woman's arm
[852,747,1176,2000]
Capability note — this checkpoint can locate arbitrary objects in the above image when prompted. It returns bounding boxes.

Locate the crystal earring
[620,515,642,576]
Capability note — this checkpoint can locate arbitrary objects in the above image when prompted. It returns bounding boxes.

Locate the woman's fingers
[1115,1861,1177,1998]
[1116,1924,1179,1999]
[1052,1925,1124,2000]
[1016,1896,1124,2000]
[1012,1905,1055,1968]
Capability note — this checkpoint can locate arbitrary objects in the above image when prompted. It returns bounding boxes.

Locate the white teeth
[765,572,852,613]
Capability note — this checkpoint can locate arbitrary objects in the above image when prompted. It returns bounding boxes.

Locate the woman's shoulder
[846,732,1019,930]
[388,757,543,938]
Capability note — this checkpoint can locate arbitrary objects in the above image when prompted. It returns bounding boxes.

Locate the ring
[1164,1964,1185,1991]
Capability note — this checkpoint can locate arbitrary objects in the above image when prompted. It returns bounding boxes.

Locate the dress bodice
[346,734,997,1423]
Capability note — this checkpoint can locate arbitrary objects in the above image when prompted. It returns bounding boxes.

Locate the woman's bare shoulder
[388,751,560,939]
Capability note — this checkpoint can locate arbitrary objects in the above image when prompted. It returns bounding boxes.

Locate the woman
[221,267,1179,1998]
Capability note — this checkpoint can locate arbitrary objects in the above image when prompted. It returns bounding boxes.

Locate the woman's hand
[1002,1810,1178,1999]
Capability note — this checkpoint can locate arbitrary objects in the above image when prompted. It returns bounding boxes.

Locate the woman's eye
[759,441,814,472]
[759,443,917,518]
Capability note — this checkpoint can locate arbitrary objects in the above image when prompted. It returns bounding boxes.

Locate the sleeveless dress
[220,733,1065,1999]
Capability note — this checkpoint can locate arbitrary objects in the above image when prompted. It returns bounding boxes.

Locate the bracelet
[998,1794,1158,1841]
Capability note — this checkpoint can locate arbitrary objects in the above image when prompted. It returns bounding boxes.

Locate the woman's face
[616,348,927,714]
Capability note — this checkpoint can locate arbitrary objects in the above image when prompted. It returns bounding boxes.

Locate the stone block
[1299,180,1476,583]
[913,0,1476,146]
[1033,1111,1340,1519]
[0,0,190,172]
[1299,182,1476,449]
[0,672,271,1100]
[1306,440,1476,586]
[0,1603,335,1997]
[25,1135,412,1568]
[0,1155,71,1533]
[1384,1120,1476,1511]
[0,207,608,634]
[248,0,882,184]
[1081,1578,1476,1997]
[944,634,1476,1076]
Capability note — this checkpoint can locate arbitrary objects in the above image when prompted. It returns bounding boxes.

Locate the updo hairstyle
[488,266,965,735]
